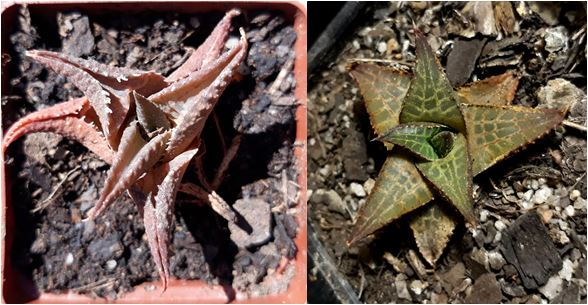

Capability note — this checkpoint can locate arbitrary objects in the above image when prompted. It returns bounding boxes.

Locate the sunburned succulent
[2,9,247,290]
[348,29,565,265]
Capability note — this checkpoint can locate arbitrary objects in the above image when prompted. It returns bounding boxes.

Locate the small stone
[480,209,489,222]
[570,248,581,261]
[521,200,534,210]
[65,253,74,266]
[310,189,346,215]
[538,78,586,112]
[523,190,534,202]
[570,189,581,201]
[574,197,586,210]
[539,275,563,300]
[564,205,575,217]
[500,278,526,297]
[228,198,271,248]
[544,26,568,53]
[533,187,552,204]
[441,262,466,292]
[538,208,554,223]
[464,273,502,304]
[396,276,411,300]
[530,179,540,190]
[383,252,408,273]
[349,182,366,197]
[363,178,375,195]
[494,220,507,231]
[488,251,506,271]
[377,41,387,53]
[106,259,117,271]
[387,37,400,52]
[410,279,428,296]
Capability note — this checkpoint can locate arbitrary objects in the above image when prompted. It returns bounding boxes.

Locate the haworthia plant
[348,29,565,265]
[3,10,247,290]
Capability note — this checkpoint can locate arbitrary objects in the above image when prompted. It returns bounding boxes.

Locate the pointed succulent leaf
[416,133,475,223]
[144,146,199,291]
[409,203,457,266]
[458,71,519,106]
[150,29,247,122]
[25,50,167,95]
[142,193,167,289]
[349,152,434,245]
[378,122,452,161]
[26,50,129,147]
[349,63,411,143]
[87,122,146,218]
[88,127,171,219]
[2,97,114,163]
[133,91,171,134]
[399,30,466,132]
[462,104,565,176]
[166,9,241,82]
[164,30,248,160]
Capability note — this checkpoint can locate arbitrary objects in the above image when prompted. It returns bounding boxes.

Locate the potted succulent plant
[1,1,307,303]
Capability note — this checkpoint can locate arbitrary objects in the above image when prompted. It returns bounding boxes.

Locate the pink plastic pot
[1,1,307,303]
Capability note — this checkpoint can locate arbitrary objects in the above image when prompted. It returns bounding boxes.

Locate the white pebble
[377,41,387,53]
[349,182,366,197]
[564,205,575,217]
[106,259,117,271]
[480,209,489,222]
[494,220,507,231]
[574,197,586,210]
[523,190,534,202]
[409,279,427,295]
[521,200,534,210]
[363,179,375,195]
[533,187,553,204]
[570,190,581,201]
[65,253,74,266]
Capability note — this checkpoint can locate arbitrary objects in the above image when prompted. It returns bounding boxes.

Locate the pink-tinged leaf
[164,30,248,160]
[2,97,114,164]
[25,50,167,95]
[26,50,129,148]
[147,147,199,290]
[87,126,171,219]
[348,152,434,245]
[150,29,247,120]
[166,9,241,82]
[142,193,167,289]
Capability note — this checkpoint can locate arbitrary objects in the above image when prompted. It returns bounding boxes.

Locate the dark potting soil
[2,5,299,300]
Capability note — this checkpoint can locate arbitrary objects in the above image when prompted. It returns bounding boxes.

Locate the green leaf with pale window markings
[416,133,475,223]
[348,151,433,245]
[462,104,565,176]
[378,122,453,161]
[409,203,457,266]
[399,30,466,132]
[349,63,411,146]
[348,28,564,267]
